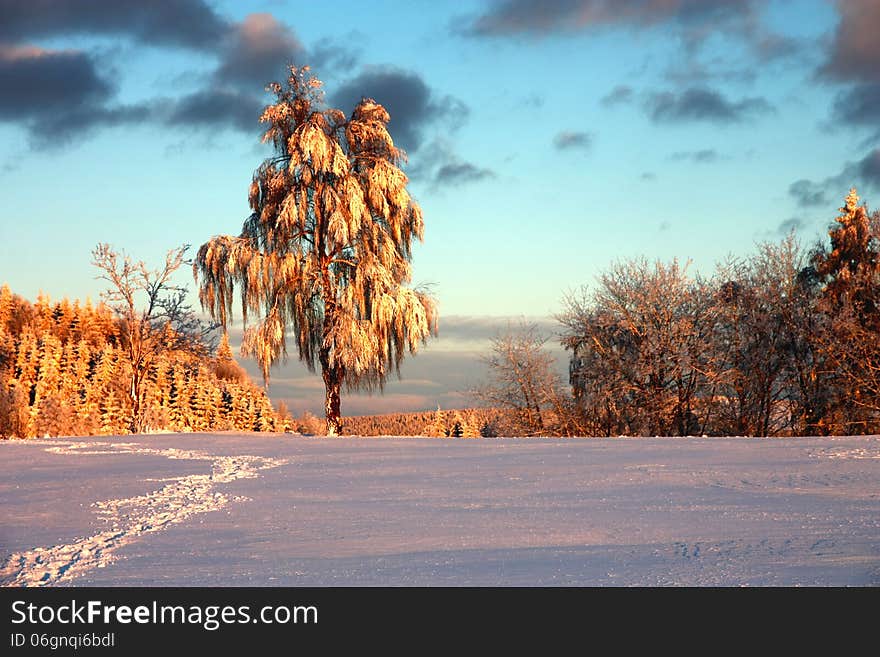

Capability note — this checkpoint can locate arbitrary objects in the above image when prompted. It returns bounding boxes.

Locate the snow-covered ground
[1,434,878,586]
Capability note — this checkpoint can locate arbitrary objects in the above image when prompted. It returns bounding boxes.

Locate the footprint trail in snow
[0,440,286,587]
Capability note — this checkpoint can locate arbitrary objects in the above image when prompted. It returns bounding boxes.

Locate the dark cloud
[0,46,152,148]
[831,83,880,131]
[645,87,773,124]
[789,150,880,210]
[0,42,268,144]
[33,104,152,148]
[459,0,798,57]
[0,3,360,145]
[0,0,230,51]
[776,217,803,235]
[599,85,633,107]
[214,13,304,90]
[855,149,880,187]
[659,220,671,232]
[789,179,829,208]
[0,47,111,120]
[553,131,592,151]
[459,0,802,77]
[664,58,757,85]
[163,88,264,133]
[669,149,721,163]
[434,161,495,187]
[461,0,754,36]
[820,0,880,83]
[751,31,802,62]
[404,139,494,189]
[823,8,880,145]
[640,172,656,181]
[309,36,361,74]
[332,68,468,154]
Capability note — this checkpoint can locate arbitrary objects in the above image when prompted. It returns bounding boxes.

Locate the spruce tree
[815,188,880,326]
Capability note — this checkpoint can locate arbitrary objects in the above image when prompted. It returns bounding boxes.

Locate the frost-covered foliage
[562,259,716,437]
[0,287,280,438]
[471,322,577,437]
[811,189,880,432]
[195,66,437,435]
[558,189,880,437]
[92,243,219,433]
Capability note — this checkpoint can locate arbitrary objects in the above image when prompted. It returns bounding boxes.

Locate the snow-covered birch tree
[194,66,437,435]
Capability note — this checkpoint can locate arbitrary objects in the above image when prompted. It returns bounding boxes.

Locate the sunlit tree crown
[195,66,437,422]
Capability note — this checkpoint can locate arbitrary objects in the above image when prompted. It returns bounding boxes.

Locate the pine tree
[424,406,447,437]
[815,188,880,325]
[450,412,464,438]
[0,284,13,331]
[100,388,123,435]
[460,412,481,438]
[0,287,279,438]
[195,66,437,435]
[214,331,248,383]
[812,189,880,432]
[32,292,52,335]
[166,367,184,430]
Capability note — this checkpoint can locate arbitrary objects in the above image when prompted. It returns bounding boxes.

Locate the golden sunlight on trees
[195,66,437,435]
[471,322,577,436]
[92,243,215,433]
[812,188,880,433]
[711,238,813,436]
[0,285,279,438]
[552,189,880,437]
[559,260,717,437]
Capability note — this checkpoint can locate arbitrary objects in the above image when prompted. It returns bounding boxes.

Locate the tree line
[342,407,502,437]
[0,285,283,438]
[474,189,880,437]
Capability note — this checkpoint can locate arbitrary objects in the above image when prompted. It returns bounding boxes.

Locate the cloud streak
[461,0,756,37]
[600,85,634,107]
[459,0,799,65]
[789,150,880,208]
[645,87,773,124]
[553,131,592,151]
[163,88,264,134]
[434,161,495,186]
[669,149,722,163]
[789,179,829,209]
[231,315,568,416]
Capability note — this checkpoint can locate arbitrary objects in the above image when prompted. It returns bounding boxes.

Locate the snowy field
[1,434,879,587]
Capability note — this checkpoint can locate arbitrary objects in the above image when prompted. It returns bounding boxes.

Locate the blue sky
[2,1,879,416]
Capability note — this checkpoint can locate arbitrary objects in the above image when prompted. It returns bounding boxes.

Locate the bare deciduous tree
[472,321,573,436]
[92,243,214,433]
[195,66,437,435]
[710,239,805,436]
[561,259,716,436]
